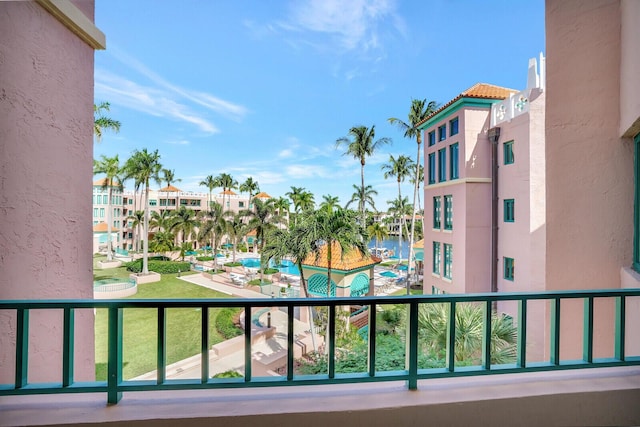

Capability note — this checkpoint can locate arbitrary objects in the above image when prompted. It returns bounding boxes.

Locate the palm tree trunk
[143,182,150,275]
[397,180,403,261]
[360,162,366,227]
[106,185,113,262]
[407,141,422,292]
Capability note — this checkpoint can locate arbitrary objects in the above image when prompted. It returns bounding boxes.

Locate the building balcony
[1,289,639,426]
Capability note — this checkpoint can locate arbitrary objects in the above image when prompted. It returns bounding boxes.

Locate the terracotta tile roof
[246,229,257,236]
[159,184,182,192]
[93,222,118,232]
[93,178,120,186]
[302,241,381,271]
[221,189,238,195]
[254,192,271,199]
[417,83,518,128]
[412,239,424,249]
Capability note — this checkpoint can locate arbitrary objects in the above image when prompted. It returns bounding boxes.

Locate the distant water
[368,237,410,259]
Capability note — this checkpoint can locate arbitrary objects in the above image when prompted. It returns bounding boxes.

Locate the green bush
[196,256,214,261]
[212,370,242,379]
[215,308,242,339]
[262,268,278,275]
[125,259,191,274]
[224,261,242,267]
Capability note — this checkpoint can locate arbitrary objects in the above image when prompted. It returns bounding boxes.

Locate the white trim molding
[36,0,105,49]
[427,177,491,190]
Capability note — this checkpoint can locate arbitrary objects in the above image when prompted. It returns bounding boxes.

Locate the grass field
[93,258,235,380]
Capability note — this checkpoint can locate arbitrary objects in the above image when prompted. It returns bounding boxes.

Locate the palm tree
[297,190,315,213]
[127,210,145,253]
[94,101,121,142]
[242,198,285,282]
[304,208,368,295]
[409,164,425,212]
[170,206,198,246]
[336,125,391,226]
[389,99,438,286]
[367,222,389,253]
[216,173,238,210]
[224,212,248,263]
[382,154,414,260]
[418,303,517,364]
[319,195,340,214]
[124,149,162,275]
[161,168,181,211]
[149,210,173,232]
[273,197,291,225]
[387,196,412,261]
[197,202,226,259]
[345,184,378,222]
[149,230,175,258]
[286,186,305,225]
[199,175,217,211]
[239,177,260,207]
[93,154,123,261]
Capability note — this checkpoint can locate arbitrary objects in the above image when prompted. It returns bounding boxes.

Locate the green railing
[1,288,639,404]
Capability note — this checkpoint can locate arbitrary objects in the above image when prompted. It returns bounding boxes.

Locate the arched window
[349,273,369,297]
[307,273,336,297]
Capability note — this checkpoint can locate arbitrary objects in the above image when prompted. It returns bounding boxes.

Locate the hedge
[196,256,214,261]
[215,307,242,339]
[125,259,191,274]
[224,261,242,267]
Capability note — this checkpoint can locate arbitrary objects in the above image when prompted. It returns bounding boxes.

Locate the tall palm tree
[216,173,237,210]
[199,175,217,211]
[273,197,291,225]
[286,186,305,225]
[161,168,181,211]
[389,99,438,286]
[382,154,414,260]
[224,212,248,263]
[124,148,162,275]
[149,230,175,258]
[242,198,285,282]
[297,190,315,213]
[93,154,123,261]
[170,206,198,245]
[127,210,145,253]
[239,177,260,207]
[94,101,121,142]
[197,202,226,258]
[336,125,391,226]
[345,184,378,222]
[150,209,173,232]
[387,196,412,261]
[319,195,340,214]
[366,222,389,253]
[305,208,368,295]
[409,164,425,212]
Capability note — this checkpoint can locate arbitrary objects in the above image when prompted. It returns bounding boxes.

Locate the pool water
[240,258,300,276]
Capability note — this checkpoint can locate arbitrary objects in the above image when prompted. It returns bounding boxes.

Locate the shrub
[215,308,242,339]
[212,370,242,379]
[224,261,242,267]
[262,268,278,275]
[196,256,214,261]
[125,259,191,274]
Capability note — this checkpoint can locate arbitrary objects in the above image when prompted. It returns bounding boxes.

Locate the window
[428,131,436,147]
[438,149,446,182]
[504,199,515,222]
[433,196,441,229]
[438,124,446,141]
[449,143,459,180]
[504,140,514,165]
[92,195,96,204]
[428,153,436,184]
[128,232,133,239]
[444,244,453,279]
[99,208,105,218]
[93,208,98,217]
[432,242,441,275]
[449,117,459,136]
[504,257,515,281]
[149,199,157,206]
[239,201,245,208]
[160,199,167,206]
[128,199,133,205]
[102,195,108,204]
[635,133,640,272]
[444,195,453,230]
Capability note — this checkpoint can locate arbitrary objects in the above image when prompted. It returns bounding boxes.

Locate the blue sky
[94,0,544,209]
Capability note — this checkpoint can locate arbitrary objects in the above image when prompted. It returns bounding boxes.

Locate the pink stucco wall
[619,0,640,138]
[0,2,96,381]
[545,0,631,359]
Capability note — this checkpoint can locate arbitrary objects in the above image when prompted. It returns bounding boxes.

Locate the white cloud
[285,164,330,179]
[166,139,190,145]
[95,70,219,134]
[285,0,403,53]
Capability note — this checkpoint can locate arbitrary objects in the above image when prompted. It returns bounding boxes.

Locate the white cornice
[36,0,105,49]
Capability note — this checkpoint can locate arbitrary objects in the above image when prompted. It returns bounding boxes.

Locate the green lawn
[94,263,234,380]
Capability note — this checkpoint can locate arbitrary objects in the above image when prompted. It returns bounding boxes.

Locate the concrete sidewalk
[179,271,270,298]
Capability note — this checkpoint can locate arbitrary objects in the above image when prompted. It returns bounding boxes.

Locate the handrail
[1,288,639,404]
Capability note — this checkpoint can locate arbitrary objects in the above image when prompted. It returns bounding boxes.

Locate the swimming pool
[240,258,300,275]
